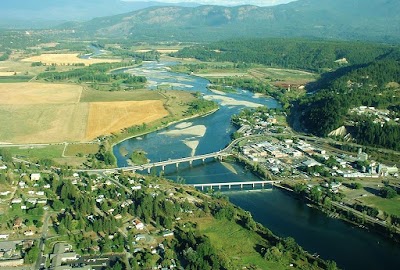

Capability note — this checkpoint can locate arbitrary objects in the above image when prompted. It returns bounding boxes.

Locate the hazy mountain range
[0,0,200,28]
[62,0,400,42]
[1,0,399,43]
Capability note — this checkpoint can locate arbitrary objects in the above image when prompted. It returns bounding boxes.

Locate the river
[113,61,400,269]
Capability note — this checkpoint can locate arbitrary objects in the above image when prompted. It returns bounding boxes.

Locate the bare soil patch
[85,100,169,140]
[21,53,120,66]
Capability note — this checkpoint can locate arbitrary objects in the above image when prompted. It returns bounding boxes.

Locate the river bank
[111,107,219,147]
[234,150,400,244]
[107,60,400,269]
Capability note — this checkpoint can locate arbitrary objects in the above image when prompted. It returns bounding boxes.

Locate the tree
[293,183,307,195]
[326,260,338,270]
[350,182,363,189]
[24,244,40,264]
[0,149,12,162]
[310,186,322,203]
[380,186,397,199]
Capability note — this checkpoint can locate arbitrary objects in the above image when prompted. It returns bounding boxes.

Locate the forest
[172,38,400,72]
[298,59,400,143]
[37,62,146,89]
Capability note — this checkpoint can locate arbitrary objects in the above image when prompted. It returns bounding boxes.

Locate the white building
[30,173,41,181]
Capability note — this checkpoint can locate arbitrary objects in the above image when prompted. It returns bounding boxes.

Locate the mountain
[65,0,400,42]
[0,0,200,28]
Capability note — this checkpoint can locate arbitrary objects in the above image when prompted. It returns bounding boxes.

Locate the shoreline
[272,183,400,243]
[111,107,219,150]
[231,152,400,244]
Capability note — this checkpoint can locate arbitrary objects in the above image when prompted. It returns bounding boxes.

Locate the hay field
[0,103,89,143]
[0,83,82,104]
[85,100,168,140]
[21,53,120,66]
[0,82,170,143]
[0,72,21,76]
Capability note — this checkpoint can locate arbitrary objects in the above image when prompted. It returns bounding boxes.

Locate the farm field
[0,82,170,144]
[0,103,89,143]
[85,100,168,140]
[135,49,179,54]
[21,53,121,66]
[0,82,82,104]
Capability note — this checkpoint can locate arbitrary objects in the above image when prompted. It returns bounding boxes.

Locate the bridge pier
[161,165,165,171]
[189,160,192,167]
[147,167,151,174]
[176,162,179,168]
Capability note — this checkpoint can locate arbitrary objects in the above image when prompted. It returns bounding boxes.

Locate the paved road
[35,211,50,270]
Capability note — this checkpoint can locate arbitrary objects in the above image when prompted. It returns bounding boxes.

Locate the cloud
[122,0,296,7]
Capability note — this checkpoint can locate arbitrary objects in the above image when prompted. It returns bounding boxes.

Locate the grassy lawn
[360,195,400,216]
[5,145,64,160]
[195,217,291,270]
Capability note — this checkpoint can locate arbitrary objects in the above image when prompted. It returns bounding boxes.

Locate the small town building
[30,173,41,181]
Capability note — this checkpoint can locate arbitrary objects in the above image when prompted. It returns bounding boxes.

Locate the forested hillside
[63,0,400,42]
[173,38,400,150]
[172,39,400,72]
[298,60,400,148]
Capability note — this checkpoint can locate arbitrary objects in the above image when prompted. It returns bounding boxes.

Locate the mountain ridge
[0,0,201,28]
[63,0,400,43]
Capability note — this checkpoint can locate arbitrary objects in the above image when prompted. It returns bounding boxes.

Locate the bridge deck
[192,180,279,190]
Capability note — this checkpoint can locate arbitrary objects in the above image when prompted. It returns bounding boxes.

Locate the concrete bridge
[84,151,232,174]
[191,180,279,191]
[134,151,232,173]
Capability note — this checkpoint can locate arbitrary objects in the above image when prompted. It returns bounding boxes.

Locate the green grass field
[5,145,64,160]
[196,217,302,270]
[0,76,33,83]
[360,196,400,216]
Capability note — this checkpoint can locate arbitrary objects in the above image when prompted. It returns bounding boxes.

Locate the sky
[123,0,297,7]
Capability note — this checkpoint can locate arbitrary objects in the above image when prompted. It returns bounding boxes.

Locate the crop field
[0,83,170,144]
[85,100,168,140]
[0,103,89,143]
[0,82,82,104]
[21,53,120,66]
[0,71,21,76]
[249,67,317,84]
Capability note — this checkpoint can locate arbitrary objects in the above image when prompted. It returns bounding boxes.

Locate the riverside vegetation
[0,153,335,269]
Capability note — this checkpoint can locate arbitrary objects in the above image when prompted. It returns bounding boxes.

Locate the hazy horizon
[122,0,297,7]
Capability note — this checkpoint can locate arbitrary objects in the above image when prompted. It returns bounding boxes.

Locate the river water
[113,61,400,269]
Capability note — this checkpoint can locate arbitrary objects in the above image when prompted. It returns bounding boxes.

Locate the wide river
[114,61,400,269]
